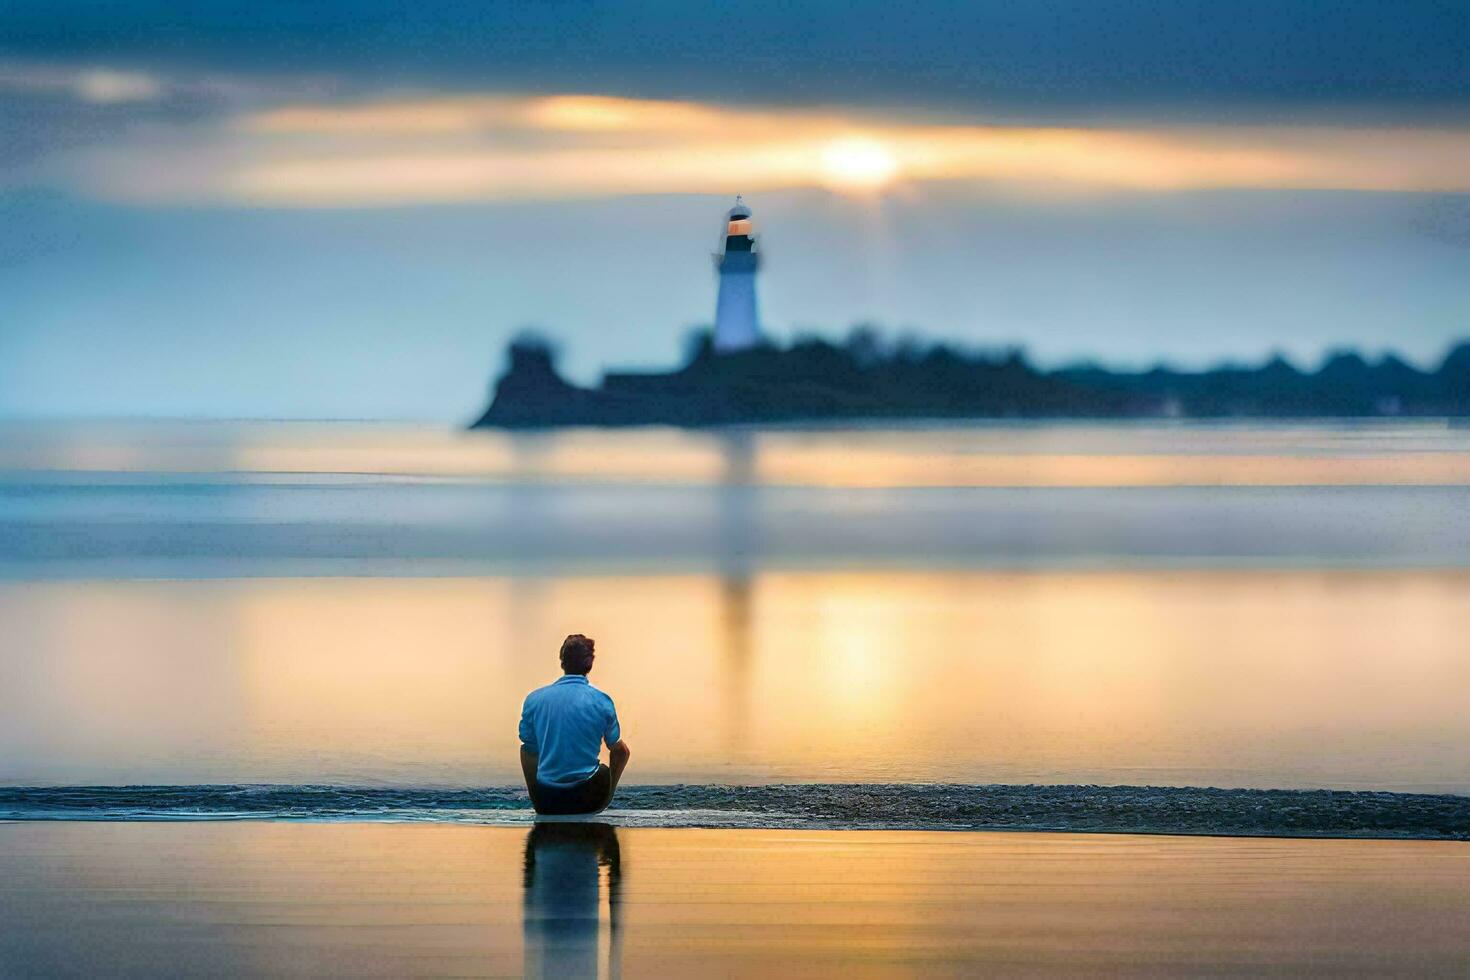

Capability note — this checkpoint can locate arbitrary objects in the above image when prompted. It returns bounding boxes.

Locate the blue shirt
[518,674,621,787]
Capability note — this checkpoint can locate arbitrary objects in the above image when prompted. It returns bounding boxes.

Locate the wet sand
[1,823,1468,977]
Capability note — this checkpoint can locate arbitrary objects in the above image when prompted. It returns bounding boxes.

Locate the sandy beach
[1,822,1467,977]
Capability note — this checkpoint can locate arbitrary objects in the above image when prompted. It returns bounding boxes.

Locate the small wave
[3,784,1468,839]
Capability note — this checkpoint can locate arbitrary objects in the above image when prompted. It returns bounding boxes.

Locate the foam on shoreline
[3,783,1467,839]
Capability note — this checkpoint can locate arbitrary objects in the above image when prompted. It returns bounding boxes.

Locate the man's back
[519,674,620,787]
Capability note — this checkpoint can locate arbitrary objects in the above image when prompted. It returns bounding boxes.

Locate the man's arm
[601,699,629,792]
[608,739,631,793]
[520,745,539,797]
[518,696,539,797]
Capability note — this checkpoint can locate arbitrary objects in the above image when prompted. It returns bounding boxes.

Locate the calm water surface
[1,421,1468,794]
[7,825,1470,975]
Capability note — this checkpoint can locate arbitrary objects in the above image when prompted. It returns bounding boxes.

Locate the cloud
[70,68,162,104]
[50,92,1470,208]
[5,1,1469,125]
[0,64,163,103]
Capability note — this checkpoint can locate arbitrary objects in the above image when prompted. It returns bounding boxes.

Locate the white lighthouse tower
[713,196,762,353]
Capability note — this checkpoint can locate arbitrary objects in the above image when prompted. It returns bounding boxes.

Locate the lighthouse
[713,196,762,353]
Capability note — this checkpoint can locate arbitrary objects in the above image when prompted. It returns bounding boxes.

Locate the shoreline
[3,783,1469,841]
[5,816,1470,845]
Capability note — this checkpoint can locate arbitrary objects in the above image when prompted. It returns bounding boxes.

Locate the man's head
[560,634,596,675]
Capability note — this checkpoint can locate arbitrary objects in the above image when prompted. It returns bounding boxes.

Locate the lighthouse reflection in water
[522,823,623,979]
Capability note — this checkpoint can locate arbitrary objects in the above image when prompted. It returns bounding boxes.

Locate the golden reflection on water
[2,569,1468,790]
[5,823,1470,976]
[755,448,1470,486]
[8,421,1470,487]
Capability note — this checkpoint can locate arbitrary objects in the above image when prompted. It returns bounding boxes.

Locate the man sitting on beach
[518,634,632,815]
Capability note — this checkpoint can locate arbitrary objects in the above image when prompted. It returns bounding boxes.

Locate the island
[473,330,1470,428]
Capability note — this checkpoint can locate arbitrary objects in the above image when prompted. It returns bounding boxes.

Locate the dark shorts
[532,764,613,816]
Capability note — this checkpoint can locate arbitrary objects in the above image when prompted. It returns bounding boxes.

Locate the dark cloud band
[4,0,1469,123]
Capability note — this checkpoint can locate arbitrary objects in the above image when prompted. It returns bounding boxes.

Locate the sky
[2,1,1469,420]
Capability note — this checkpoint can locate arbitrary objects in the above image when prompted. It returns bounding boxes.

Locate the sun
[819,136,899,193]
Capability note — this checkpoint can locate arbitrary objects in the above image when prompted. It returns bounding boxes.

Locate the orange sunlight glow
[78,92,1470,206]
[819,137,901,192]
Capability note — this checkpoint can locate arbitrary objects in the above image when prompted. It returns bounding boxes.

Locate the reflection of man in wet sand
[523,823,622,978]
[519,634,632,815]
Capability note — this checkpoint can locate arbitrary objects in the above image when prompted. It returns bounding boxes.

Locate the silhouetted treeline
[473,328,1470,427]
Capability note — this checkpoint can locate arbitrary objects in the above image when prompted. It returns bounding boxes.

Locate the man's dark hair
[560,634,595,675]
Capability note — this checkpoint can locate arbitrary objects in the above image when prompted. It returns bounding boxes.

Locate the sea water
[2,420,1468,834]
